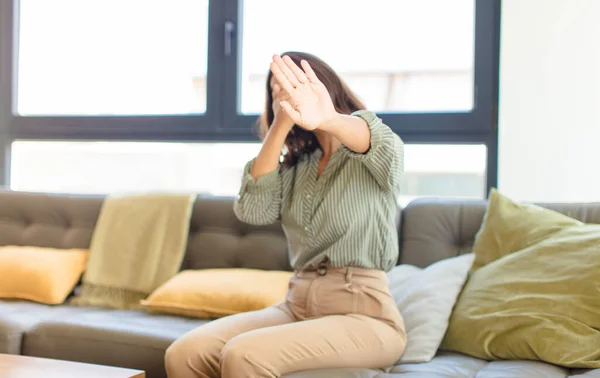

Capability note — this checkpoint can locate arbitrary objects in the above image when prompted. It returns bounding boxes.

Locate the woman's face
[269,76,279,98]
[268,75,292,122]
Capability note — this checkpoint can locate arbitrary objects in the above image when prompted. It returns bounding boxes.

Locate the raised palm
[270,55,337,131]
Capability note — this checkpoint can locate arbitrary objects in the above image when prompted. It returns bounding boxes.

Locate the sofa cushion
[285,368,381,377]
[23,306,207,378]
[0,300,72,354]
[389,352,600,377]
[286,352,600,377]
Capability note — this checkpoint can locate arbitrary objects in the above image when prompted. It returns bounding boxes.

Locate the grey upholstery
[0,190,102,249]
[0,301,70,354]
[286,352,600,377]
[399,197,600,267]
[184,196,290,271]
[23,307,207,378]
[0,189,599,378]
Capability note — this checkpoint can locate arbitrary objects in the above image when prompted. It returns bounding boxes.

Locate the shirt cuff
[240,159,280,194]
[340,110,385,160]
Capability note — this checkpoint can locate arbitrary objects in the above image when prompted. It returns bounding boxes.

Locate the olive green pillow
[471,188,582,271]
[442,189,600,368]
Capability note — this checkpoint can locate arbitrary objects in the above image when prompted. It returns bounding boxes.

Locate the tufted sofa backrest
[3,189,599,272]
[183,196,290,271]
[0,190,102,249]
[0,190,290,271]
[399,197,600,268]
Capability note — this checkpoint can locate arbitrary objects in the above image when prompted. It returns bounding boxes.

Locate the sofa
[0,188,599,378]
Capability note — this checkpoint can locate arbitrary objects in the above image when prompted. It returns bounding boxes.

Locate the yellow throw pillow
[0,246,88,305]
[141,269,293,319]
[471,188,582,271]
[442,191,600,368]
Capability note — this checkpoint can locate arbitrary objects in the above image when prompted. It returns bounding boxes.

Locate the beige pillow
[387,253,474,363]
[0,246,88,304]
[442,190,600,368]
[141,269,293,318]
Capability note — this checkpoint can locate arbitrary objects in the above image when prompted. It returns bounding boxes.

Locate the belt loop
[345,267,353,283]
[317,257,329,276]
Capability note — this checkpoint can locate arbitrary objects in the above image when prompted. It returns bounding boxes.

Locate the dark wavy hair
[258,51,366,167]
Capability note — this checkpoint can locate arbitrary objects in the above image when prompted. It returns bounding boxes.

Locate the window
[10,141,261,196]
[400,144,487,205]
[1,0,500,193]
[11,141,487,205]
[241,0,475,114]
[18,0,209,115]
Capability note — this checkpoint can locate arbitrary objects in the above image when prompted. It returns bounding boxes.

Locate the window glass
[17,0,209,115]
[240,0,475,114]
[11,141,487,205]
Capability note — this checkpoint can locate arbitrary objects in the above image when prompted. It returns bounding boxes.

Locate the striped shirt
[234,110,404,272]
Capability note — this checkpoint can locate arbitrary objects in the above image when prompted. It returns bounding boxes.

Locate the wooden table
[0,354,145,378]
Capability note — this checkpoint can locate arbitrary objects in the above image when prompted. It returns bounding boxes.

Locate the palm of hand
[270,55,337,131]
[288,81,335,131]
[271,83,294,128]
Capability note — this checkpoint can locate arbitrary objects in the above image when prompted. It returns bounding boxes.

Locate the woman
[165,52,406,378]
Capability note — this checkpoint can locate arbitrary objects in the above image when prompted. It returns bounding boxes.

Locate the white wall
[498,0,600,202]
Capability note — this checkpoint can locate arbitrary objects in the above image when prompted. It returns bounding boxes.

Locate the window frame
[5,0,226,141]
[0,0,501,189]
[222,0,500,135]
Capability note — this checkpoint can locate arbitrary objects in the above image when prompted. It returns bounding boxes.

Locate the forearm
[322,113,371,154]
[235,122,289,225]
[251,122,291,179]
[327,110,404,192]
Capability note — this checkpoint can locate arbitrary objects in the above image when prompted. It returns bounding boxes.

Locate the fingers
[280,100,302,124]
[270,60,296,93]
[271,55,319,94]
[301,60,320,84]
[274,55,304,86]
[283,55,308,84]
[273,55,300,89]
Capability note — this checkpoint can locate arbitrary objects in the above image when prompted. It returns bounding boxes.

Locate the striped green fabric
[234,110,404,272]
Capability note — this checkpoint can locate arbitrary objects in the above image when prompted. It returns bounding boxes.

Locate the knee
[164,338,186,372]
[165,338,195,377]
[165,332,222,378]
[220,335,268,376]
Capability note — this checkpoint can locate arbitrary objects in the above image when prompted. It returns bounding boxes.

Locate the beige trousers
[165,266,406,378]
